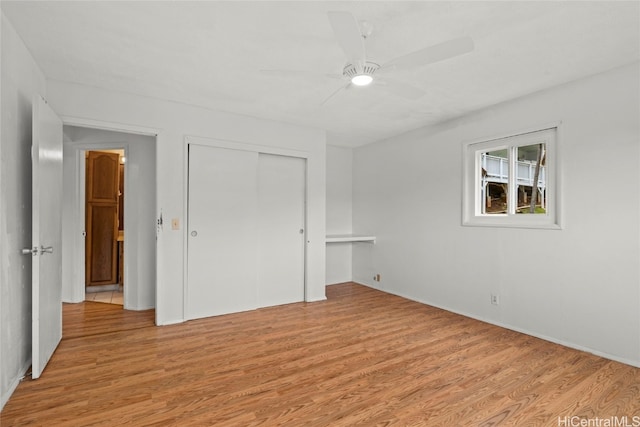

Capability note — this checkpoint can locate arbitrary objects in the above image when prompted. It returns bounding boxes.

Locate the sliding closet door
[187,145,258,319]
[257,154,306,307]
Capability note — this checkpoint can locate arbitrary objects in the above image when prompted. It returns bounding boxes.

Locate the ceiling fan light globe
[351,74,373,86]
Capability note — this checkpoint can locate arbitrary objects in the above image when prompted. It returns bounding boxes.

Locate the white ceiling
[2,1,639,147]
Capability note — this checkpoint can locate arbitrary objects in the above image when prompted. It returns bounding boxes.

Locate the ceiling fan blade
[260,69,343,81]
[321,82,351,106]
[376,77,426,100]
[382,36,474,70]
[328,11,366,72]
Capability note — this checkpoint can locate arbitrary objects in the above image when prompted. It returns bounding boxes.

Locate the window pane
[464,127,557,228]
[480,149,508,214]
[515,143,546,214]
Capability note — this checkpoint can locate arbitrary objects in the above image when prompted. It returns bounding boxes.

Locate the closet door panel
[257,153,306,307]
[187,145,258,319]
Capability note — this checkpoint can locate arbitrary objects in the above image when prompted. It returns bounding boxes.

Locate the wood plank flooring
[2,282,639,426]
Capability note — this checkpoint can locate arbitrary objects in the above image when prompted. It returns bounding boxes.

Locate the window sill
[462,216,562,230]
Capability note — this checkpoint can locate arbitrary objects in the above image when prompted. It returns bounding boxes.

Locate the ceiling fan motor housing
[343,61,380,79]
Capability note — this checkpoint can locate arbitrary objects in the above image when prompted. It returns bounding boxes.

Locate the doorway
[84,149,125,305]
[62,125,156,311]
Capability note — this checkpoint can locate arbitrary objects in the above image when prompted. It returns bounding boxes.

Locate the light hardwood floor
[2,282,639,426]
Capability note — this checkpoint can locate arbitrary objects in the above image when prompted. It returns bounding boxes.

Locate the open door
[24,96,63,379]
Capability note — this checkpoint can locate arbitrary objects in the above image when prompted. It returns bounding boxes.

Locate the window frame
[462,125,561,229]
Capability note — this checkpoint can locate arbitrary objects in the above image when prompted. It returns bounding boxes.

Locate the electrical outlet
[376,274,381,282]
[491,293,499,305]
[171,218,180,230]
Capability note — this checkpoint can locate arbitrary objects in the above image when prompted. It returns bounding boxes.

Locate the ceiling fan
[265,11,475,105]
[324,11,475,104]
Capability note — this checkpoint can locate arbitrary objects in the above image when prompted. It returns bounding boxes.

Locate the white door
[187,145,259,319]
[257,154,306,307]
[28,96,63,379]
[187,145,307,320]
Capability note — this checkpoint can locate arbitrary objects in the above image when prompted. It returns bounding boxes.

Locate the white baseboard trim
[1,359,31,411]
[156,318,184,326]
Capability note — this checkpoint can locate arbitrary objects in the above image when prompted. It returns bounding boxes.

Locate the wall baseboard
[1,359,31,411]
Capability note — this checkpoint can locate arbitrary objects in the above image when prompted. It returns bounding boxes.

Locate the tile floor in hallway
[85,289,123,305]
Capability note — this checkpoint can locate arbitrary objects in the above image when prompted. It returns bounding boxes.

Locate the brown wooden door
[86,151,120,286]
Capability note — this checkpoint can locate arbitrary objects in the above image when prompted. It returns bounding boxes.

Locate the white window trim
[462,124,562,230]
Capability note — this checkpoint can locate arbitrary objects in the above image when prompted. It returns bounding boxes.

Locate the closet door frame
[183,136,310,319]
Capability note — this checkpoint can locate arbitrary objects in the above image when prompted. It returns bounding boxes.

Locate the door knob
[39,246,54,254]
[22,247,38,256]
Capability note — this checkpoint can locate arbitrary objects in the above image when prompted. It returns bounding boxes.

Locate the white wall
[0,13,47,409]
[47,79,327,325]
[353,63,640,366]
[325,145,353,284]
[62,126,156,310]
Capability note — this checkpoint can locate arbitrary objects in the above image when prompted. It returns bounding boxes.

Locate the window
[463,127,560,229]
